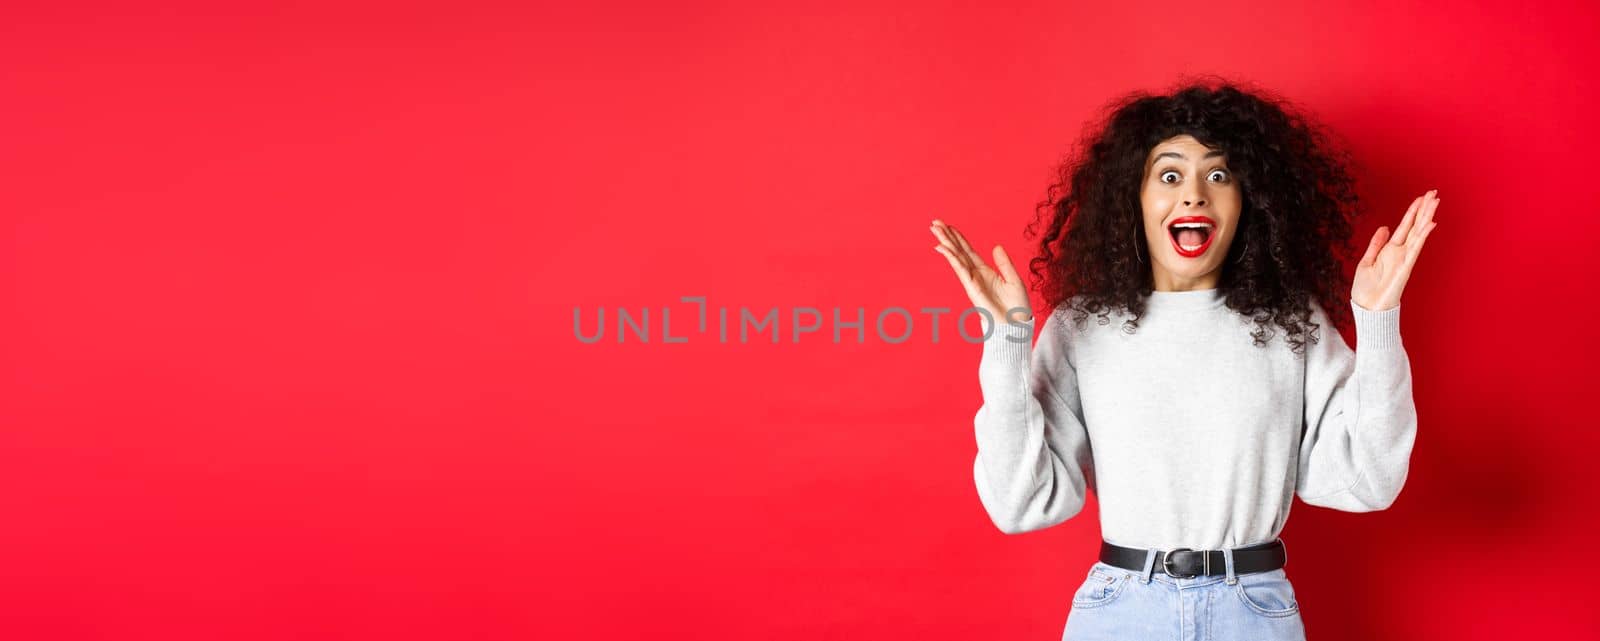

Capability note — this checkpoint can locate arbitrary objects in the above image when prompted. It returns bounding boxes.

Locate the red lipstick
[1166,215,1217,258]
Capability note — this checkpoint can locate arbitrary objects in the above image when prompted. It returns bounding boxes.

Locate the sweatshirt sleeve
[1295,298,1419,512]
[971,308,1095,534]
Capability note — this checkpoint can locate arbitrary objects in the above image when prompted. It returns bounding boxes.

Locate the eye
[1208,169,1230,182]
[1160,170,1180,184]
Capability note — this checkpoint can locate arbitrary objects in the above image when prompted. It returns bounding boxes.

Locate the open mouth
[1166,216,1216,258]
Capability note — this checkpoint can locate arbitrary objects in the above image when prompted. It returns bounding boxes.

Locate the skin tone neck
[1152,263,1219,291]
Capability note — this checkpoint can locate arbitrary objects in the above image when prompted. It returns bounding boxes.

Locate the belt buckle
[1161,547,1200,579]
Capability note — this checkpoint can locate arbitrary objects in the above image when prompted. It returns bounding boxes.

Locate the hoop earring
[1231,234,1250,264]
[1132,225,1145,263]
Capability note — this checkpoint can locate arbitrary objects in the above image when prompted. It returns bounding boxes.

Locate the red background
[4,1,1597,639]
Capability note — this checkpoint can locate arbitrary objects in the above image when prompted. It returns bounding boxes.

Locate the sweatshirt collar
[1144,287,1226,310]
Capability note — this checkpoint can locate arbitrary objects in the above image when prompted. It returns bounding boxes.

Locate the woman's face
[1139,134,1242,291]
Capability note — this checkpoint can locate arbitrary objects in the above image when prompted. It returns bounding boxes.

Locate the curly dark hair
[1026,76,1363,355]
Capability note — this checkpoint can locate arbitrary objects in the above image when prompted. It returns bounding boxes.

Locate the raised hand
[1353,189,1440,312]
[930,219,1033,331]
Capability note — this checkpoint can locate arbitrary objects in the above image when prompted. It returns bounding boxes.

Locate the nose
[1183,196,1207,207]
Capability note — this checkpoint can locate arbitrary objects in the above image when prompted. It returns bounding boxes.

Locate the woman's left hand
[1352,189,1440,311]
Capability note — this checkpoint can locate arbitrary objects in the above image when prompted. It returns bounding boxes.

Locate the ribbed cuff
[980,316,1035,368]
[1350,298,1402,351]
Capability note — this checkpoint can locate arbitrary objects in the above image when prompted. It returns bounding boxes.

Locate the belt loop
[1223,546,1238,585]
[1140,548,1157,584]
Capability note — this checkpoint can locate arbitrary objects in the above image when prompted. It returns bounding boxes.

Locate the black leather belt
[1099,538,1287,578]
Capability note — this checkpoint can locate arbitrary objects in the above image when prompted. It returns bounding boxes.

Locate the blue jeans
[1063,547,1306,641]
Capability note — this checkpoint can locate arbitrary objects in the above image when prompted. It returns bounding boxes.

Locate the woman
[929,79,1438,640]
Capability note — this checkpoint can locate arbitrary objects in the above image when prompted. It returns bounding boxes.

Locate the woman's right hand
[930,219,1033,330]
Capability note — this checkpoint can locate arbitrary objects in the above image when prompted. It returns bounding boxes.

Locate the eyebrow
[1154,150,1226,163]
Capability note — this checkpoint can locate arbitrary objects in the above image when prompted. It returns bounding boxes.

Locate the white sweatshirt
[971,287,1417,550]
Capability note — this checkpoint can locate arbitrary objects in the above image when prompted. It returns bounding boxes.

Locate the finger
[931,224,974,271]
[1391,191,1431,246]
[937,245,994,309]
[993,245,1022,284]
[1360,226,1390,267]
[934,245,972,283]
[1399,196,1439,259]
[953,229,994,278]
[1411,195,1439,245]
[1389,195,1422,246]
[931,222,965,260]
[947,224,983,263]
[1396,221,1439,288]
[930,222,955,252]
[1408,221,1439,258]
